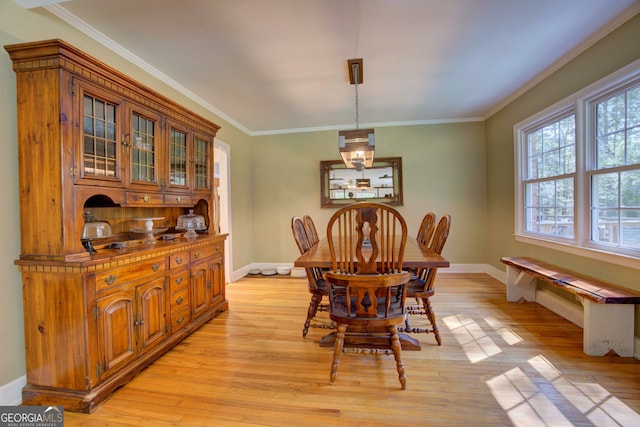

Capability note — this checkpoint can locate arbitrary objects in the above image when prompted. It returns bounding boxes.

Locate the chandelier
[339,58,375,172]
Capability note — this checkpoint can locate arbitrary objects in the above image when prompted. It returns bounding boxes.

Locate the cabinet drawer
[171,288,189,312]
[169,270,189,293]
[95,258,166,293]
[164,193,194,206]
[171,306,190,332]
[169,252,190,270]
[125,191,164,205]
[190,244,223,263]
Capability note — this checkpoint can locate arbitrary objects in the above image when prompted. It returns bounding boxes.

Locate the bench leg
[579,299,635,357]
[505,266,537,302]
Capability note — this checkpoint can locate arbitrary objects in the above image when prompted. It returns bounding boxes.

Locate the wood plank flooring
[63,274,640,426]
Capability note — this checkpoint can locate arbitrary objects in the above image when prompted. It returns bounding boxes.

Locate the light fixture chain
[354,74,359,129]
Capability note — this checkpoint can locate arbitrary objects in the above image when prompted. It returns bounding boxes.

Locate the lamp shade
[338,128,375,171]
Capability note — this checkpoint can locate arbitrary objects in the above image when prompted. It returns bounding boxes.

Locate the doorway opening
[214,140,232,282]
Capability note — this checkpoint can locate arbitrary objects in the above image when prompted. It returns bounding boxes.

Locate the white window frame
[514,57,640,269]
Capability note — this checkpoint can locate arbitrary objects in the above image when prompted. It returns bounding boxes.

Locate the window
[523,114,576,239]
[590,86,640,251]
[515,59,640,264]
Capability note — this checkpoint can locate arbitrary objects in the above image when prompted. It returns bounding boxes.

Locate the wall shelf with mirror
[320,157,403,208]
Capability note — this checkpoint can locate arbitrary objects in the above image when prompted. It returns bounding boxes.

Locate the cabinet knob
[194,252,200,259]
[176,196,182,203]
[175,276,183,285]
[176,316,185,325]
[176,257,183,265]
[176,296,184,305]
[143,194,151,202]
[152,263,160,272]
[105,275,117,285]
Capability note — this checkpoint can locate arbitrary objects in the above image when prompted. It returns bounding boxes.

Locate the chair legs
[422,298,441,346]
[401,297,441,346]
[302,293,322,337]
[303,293,334,337]
[389,324,406,390]
[329,323,406,390]
[330,324,347,384]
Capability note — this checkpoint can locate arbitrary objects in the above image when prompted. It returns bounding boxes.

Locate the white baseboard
[536,288,584,328]
[0,375,24,406]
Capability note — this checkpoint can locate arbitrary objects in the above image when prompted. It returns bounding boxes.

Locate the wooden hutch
[5,39,227,412]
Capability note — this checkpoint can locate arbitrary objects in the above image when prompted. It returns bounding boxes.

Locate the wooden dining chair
[291,216,332,337]
[401,214,451,345]
[416,211,436,248]
[325,202,411,389]
[291,216,311,253]
[302,214,320,246]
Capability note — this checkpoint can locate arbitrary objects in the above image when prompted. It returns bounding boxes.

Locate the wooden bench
[501,256,640,357]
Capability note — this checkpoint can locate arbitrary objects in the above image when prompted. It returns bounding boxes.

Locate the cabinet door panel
[126,104,162,190]
[136,277,168,355]
[96,289,136,379]
[167,121,190,192]
[75,80,125,187]
[193,132,212,193]
[191,261,210,319]
[210,256,225,307]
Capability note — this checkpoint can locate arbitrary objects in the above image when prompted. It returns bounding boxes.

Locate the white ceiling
[19,0,640,135]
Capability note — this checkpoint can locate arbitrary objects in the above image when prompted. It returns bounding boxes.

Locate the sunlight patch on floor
[443,314,522,363]
[486,354,640,426]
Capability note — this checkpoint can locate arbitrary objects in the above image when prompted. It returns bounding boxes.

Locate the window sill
[514,234,640,270]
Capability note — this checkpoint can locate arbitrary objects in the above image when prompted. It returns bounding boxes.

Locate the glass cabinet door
[128,105,161,189]
[78,82,124,186]
[168,123,189,190]
[193,134,211,192]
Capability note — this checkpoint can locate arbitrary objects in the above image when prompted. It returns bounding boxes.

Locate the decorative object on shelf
[356,178,370,188]
[80,211,113,254]
[131,217,167,244]
[338,58,375,172]
[176,209,206,239]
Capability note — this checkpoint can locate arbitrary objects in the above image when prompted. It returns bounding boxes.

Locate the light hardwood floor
[64,274,640,426]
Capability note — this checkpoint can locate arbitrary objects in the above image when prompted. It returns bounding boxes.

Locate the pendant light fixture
[339,58,375,172]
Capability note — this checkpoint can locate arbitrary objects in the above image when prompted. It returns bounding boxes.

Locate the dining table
[294,236,450,350]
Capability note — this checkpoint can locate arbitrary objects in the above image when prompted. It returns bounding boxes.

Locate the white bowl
[261,268,277,276]
[290,267,306,278]
[276,266,291,275]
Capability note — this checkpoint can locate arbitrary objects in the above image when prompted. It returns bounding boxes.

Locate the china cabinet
[5,39,227,412]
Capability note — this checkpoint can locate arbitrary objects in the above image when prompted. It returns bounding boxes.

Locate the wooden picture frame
[320,157,403,208]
